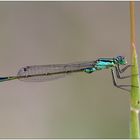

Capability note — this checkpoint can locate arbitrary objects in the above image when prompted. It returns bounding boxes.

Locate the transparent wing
[17,61,95,82]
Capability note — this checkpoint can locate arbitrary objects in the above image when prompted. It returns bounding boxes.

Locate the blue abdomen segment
[84,68,96,73]
[0,77,9,82]
[0,76,16,82]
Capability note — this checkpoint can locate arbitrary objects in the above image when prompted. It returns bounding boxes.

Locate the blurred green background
[0,1,140,138]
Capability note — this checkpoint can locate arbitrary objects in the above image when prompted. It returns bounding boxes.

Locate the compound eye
[116,56,124,60]
[116,56,127,65]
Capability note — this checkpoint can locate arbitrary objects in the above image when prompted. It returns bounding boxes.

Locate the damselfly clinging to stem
[0,56,133,92]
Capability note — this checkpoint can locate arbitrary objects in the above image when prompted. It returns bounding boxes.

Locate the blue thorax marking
[84,59,116,74]
[96,60,115,69]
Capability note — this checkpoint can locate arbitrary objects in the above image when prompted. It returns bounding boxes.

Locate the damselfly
[0,56,133,91]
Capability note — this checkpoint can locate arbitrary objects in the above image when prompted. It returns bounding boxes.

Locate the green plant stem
[130,109,140,138]
[129,2,140,138]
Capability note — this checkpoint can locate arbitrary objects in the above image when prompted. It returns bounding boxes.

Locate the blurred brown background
[0,1,139,138]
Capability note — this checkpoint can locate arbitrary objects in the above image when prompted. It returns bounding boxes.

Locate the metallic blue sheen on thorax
[96,61,115,69]
[84,60,116,74]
